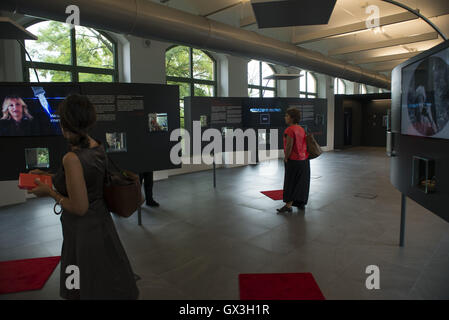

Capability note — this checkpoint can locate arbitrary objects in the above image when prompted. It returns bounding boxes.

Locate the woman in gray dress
[28,94,139,300]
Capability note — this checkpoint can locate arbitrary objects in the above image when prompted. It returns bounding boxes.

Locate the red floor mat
[260,190,283,200]
[0,256,61,294]
[239,273,325,300]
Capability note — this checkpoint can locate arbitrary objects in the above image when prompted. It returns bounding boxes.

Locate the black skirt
[283,159,310,205]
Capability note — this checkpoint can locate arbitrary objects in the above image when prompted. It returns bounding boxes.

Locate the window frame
[21,19,119,82]
[165,45,218,98]
[299,70,317,98]
[166,45,217,130]
[248,60,277,98]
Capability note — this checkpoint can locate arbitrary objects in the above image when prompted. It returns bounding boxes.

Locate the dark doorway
[344,108,352,146]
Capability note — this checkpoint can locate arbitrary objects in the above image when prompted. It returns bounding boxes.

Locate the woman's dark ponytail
[58,95,96,148]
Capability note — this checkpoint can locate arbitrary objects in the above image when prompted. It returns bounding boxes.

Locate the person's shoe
[146,200,160,207]
[293,201,306,210]
[276,205,293,214]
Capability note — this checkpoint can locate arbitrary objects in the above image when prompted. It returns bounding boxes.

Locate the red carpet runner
[260,190,283,200]
[239,273,325,300]
[0,256,61,294]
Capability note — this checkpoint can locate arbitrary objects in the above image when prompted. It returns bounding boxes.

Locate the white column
[0,39,22,82]
[325,75,335,151]
[286,67,300,98]
[123,37,169,84]
[219,54,248,97]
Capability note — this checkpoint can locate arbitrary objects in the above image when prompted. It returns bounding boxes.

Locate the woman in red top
[277,107,310,213]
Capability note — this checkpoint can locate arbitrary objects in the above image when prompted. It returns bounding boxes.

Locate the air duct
[0,0,391,88]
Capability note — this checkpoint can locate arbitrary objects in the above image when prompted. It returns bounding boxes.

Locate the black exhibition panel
[390,40,449,223]
[0,82,80,181]
[79,82,180,173]
[334,93,391,149]
[184,96,328,157]
[184,97,245,156]
[0,82,180,181]
[242,97,328,149]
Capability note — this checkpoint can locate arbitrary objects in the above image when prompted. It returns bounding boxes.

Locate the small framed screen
[25,147,50,170]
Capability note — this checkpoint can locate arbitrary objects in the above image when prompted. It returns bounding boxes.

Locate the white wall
[324,76,335,151]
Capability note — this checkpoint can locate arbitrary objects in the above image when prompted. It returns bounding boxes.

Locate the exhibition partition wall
[334,93,391,149]
[390,40,449,223]
[184,96,328,158]
[0,82,181,181]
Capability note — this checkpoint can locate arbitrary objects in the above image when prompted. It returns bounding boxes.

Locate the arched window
[23,21,118,82]
[299,70,317,98]
[334,78,346,94]
[248,60,276,98]
[166,45,217,128]
[359,84,367,94]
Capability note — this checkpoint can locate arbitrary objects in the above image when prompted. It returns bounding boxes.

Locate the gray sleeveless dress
[54,145,139,300]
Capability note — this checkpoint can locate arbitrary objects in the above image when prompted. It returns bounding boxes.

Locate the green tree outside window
[24,21,117,82]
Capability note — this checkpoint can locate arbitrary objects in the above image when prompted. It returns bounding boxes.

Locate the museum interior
[0,0,448,300]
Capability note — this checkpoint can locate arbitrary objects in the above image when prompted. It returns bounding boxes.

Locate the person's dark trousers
[283,159,310,207]
[139,172,154,205]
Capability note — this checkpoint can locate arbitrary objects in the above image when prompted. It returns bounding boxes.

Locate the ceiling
[152,0,449,78]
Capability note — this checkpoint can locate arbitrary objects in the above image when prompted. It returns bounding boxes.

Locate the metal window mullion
[23,61,74,72]
[305,71,308,96]
[190,47,194,97]
[20,39,30,82]
[71,27,78,82]
[24,61,115,75]
[74,65,116,75]
[259,61,263,98]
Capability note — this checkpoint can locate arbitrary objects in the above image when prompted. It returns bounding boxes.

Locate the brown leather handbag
[306,132,323,160]
[103,152,144,218]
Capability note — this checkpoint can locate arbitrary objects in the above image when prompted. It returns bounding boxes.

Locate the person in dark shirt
[0,96,37,136]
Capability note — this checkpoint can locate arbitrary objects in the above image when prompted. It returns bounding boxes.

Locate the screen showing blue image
[0,84,79,137]
[260,113,270,125]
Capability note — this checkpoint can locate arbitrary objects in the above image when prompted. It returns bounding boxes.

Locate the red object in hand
[18,173,52,190]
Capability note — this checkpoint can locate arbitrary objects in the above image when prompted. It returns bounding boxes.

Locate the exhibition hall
[0,0,448,303]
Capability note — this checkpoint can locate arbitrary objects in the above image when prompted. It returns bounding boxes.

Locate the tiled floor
[1,147,448,300]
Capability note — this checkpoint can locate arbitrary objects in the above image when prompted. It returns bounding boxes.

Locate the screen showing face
[401,46,449,139]
[0,85,79,137]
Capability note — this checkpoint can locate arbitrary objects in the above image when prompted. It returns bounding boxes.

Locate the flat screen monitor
[401,46,449,139]
[0,84,78,137]
[148,113,168,132]
[260,113,270,125]
[25,147,50,170]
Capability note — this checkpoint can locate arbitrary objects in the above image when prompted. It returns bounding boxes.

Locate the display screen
[105,132,127,153]
[0,85,79,137]
[25,147,50,170]
[401,46,449,139]
[260,113,270,125]
[148,113,168,132]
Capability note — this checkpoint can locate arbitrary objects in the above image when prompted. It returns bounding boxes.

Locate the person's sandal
[276,205,293,214]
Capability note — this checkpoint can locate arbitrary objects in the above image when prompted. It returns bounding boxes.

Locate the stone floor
[0,147,448,300]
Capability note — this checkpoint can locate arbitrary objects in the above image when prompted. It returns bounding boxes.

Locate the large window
[334,78,346,94]
[166,46,217,128]
[248,60,276,98]
[23,21,118,82]
[299,70,317,98]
